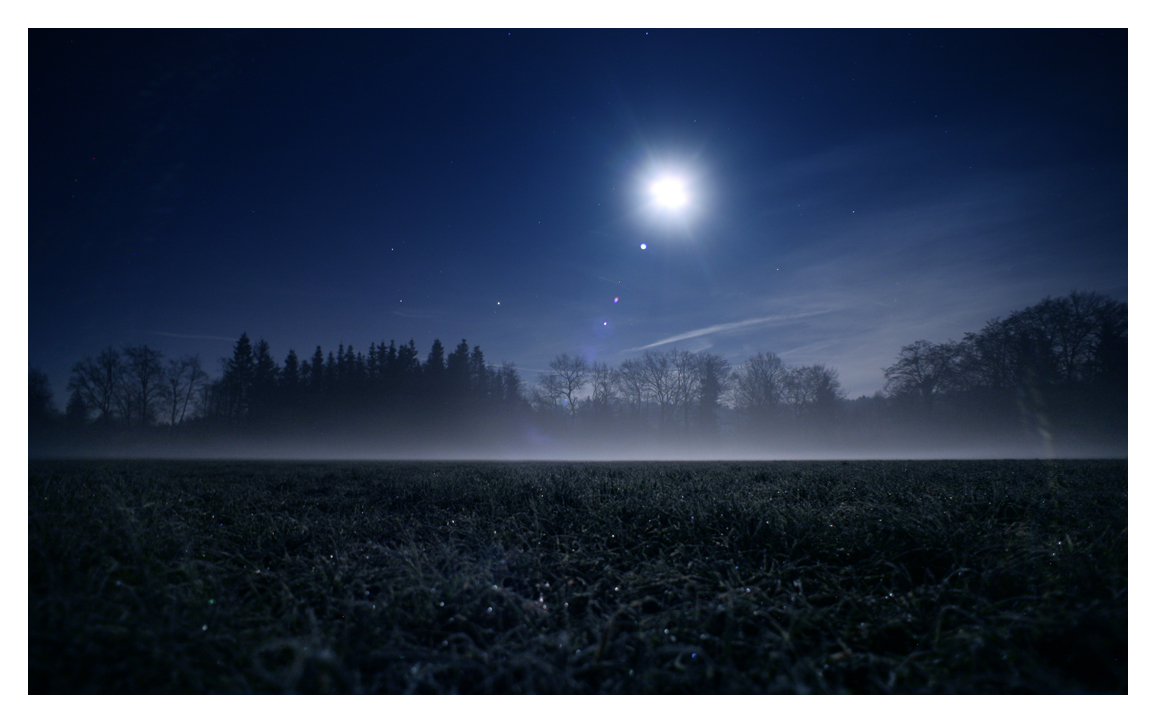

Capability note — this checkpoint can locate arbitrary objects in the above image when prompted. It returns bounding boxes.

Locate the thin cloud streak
[621,310,833,353]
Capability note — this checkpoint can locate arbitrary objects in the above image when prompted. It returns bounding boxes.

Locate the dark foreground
[28,459,1127,693]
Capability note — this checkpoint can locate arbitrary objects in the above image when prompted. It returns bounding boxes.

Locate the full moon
[650,177,689,210]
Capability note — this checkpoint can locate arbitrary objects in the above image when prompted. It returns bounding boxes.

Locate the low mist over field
[28,434,1127,463]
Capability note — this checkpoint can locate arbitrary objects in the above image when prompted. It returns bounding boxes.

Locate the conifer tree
[447,339,471,399]
[282,350,300,390]
[223,333,256,421]
[324,351,338,395]
[310,346,325,393]
[251,339,280,420]
[425,339,446,376]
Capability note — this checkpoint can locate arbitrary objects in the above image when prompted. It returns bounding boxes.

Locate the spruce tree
[224,333,256,421]
[282,350,300,390]
[310,346,325,393]
[251,339,280,420]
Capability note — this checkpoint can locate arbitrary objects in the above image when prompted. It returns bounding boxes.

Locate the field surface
[28,459,1127,693]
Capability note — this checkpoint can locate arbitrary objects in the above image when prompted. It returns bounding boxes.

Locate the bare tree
[638,350,678,429]
[671,350,702,429]
[782,364,844,422]
[587,361,618,418]
[616,357,649,426]
[731,351,788,423]
[538,353,589,420]
[808,364,844,420]
[68,347,125,425]
[161,355,208,427]
[121,345,165,427]
[782,366,812,421]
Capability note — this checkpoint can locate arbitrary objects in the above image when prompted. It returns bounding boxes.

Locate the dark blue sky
[28,28,1127,402]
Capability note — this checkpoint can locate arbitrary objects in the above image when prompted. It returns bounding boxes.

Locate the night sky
[28,28,1128,406]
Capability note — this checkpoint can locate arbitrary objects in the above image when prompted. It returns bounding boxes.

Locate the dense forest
[29,291,1126,458]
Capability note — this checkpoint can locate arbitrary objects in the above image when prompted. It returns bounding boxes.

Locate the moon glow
[650,177,689,209]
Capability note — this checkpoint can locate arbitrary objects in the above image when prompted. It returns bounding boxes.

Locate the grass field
[28,459,1127,693]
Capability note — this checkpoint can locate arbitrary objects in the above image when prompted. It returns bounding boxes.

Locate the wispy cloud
[621,310,833,353]
[149,331,237,342]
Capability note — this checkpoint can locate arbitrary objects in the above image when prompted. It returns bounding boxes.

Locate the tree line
[44,336,527,445]
[877,290,1126,448]
[30,290,1125,456]
[527,349,843,442]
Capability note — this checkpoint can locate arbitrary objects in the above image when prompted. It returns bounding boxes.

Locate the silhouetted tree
[884,340,965,408]
[539,353,588,421]
[670,350,701,429]
[160,355,208,427]
[497,362,523,408]
[309,346,325,394]
[380,341,399,391]
[120,345,165,427]
[446,339,471,403]
[731,351,788,428]
[639,350,677,429]
[807,365,844,422]
[780,364,845,432]
[29,368,56,429]
[587,362,617,420]
[221,333,257,422]
[425,339,446,376]
[251,339,280,420]
[281,350,300,391]
[696,352,731,433]
[68,347,124,425]
[616,357,650,426]
[65,388,89,427]
[469,345,492,403]
[396,340,421,403]
[952,291,1127,438]
[336,343,349,390]
[324,351,338,396]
